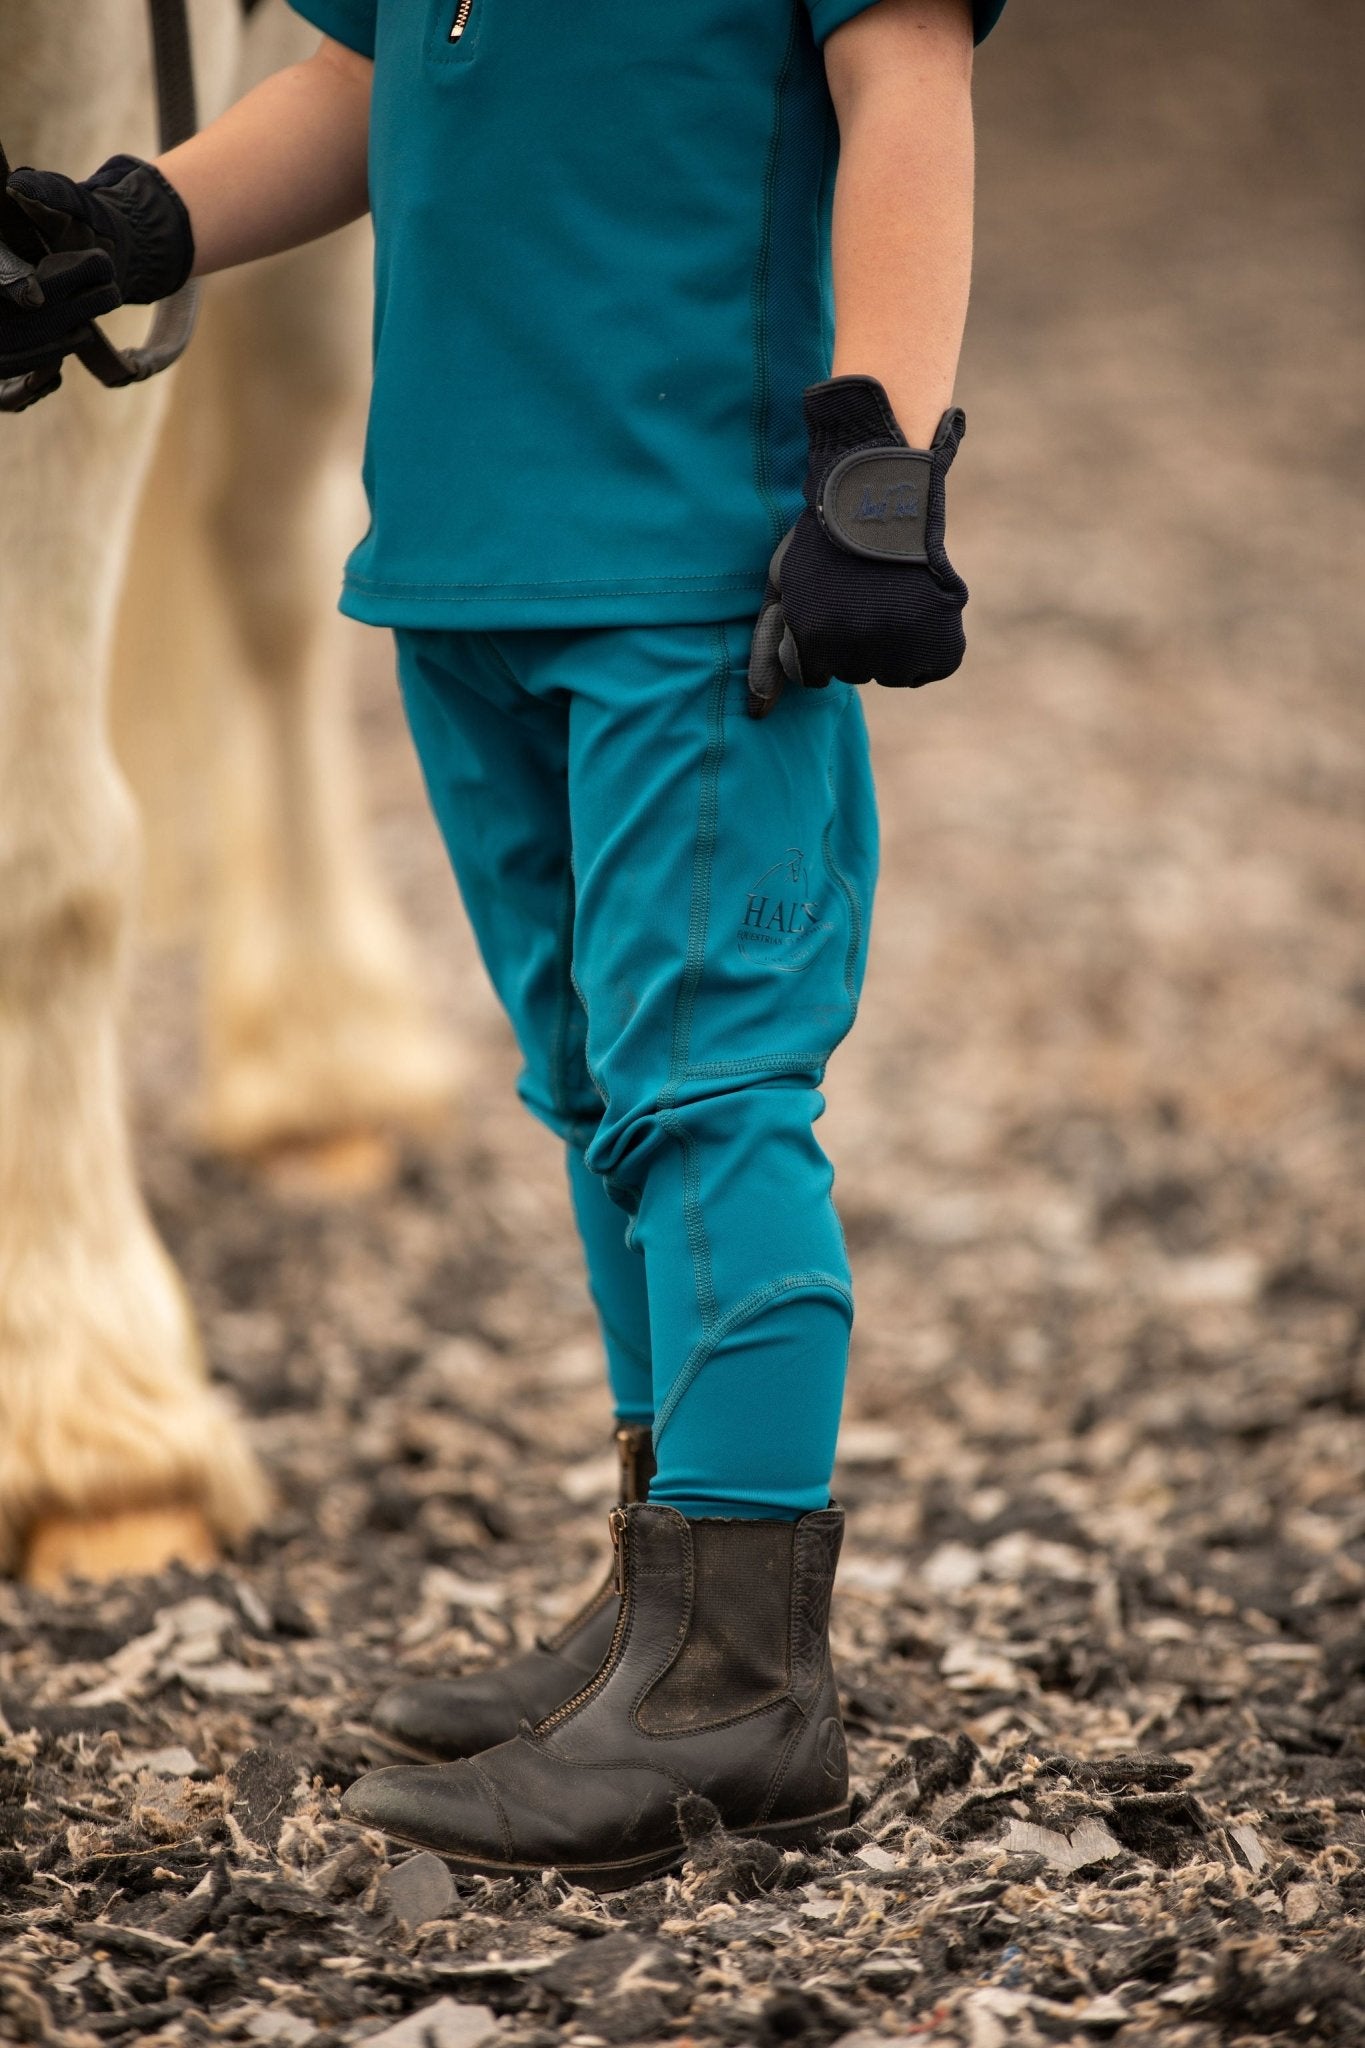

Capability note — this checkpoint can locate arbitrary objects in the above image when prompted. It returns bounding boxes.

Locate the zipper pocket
[449,0,475,40]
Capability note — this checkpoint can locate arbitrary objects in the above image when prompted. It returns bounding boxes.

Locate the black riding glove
[0,154,194,389]
[748,375,968,717]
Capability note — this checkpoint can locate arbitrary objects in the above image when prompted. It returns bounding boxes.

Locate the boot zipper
[449,0,475,40]
[537,1508,629,1735]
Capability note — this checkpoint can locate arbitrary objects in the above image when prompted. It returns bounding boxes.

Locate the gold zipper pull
[449,0,474,41]
[609,1506,627,1594]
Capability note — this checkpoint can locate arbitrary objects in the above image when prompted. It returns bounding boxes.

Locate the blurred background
[3,0,1362,2033]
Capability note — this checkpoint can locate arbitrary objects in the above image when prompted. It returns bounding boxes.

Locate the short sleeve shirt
[288,0,1007,631]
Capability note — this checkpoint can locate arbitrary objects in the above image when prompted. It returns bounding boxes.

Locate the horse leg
[0,0,267,1586]
[117,235,458,1192]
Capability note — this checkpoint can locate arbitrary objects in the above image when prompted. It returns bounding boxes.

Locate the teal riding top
[286,0,1007,630]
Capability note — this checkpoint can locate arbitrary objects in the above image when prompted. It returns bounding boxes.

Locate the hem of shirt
[337,572,768,632]
[807,0,1005,46]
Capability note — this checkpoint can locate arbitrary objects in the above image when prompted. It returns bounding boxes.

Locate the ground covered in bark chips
[2,2,1364,2042]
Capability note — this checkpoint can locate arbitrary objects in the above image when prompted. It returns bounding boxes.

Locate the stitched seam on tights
[569,956,610,1110]
[749,5,802,551]
[822,718,864,1017]
[662,627,730,1103]
[549,864,579,1130]
[653,1270,854,1443]
[657,627,731,1344]
[685,1051,833,1078]
[660,1108,719,1338]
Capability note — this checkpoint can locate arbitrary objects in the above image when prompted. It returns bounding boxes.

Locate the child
[0,0,1004,1887]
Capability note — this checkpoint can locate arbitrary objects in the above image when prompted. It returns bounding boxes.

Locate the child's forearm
[155,38,372,278]
[824,0,975,444]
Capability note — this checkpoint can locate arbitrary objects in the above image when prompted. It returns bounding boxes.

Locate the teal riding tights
[395,622,878,1518]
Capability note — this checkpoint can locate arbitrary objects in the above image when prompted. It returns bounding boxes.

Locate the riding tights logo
[738,850,833,972]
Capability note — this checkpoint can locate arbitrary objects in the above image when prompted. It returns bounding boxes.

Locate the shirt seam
[749,6,803,553]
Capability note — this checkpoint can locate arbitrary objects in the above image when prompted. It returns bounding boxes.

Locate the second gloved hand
[0,154,193,391]
[748,375,968,717]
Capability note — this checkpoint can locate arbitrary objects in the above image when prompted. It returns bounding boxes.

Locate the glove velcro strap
[817,448,933,564]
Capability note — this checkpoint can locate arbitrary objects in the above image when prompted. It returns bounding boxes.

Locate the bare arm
[824,0,975,444]
[155,36,373,277]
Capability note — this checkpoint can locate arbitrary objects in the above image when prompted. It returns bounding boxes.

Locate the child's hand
[748,376,968,717]
[0,156,193,397]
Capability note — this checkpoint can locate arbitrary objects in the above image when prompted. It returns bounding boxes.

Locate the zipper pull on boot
[608,1504,627,1596]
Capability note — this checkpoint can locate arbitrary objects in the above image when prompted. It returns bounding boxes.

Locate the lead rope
[0,0,200,413]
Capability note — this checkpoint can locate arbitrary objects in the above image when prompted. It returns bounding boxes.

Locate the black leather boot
[343,1502,849,1890]
[366,1424,656,1762]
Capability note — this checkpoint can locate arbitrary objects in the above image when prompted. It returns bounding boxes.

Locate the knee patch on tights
[649,1282,851,1523]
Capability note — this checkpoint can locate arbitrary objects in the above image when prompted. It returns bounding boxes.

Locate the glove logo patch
[855,481,920,525]
[820,449,932,564]
[738,850,834,973]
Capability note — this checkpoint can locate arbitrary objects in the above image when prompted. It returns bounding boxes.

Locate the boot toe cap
[342,1761,506,1860]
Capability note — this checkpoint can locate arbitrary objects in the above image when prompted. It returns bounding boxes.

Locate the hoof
[252,1129,400,1199]
[21,1504,221,1590]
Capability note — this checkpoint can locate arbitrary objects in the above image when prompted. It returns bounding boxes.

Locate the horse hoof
[254,1129,400,1199]
[20,1505,221,1590]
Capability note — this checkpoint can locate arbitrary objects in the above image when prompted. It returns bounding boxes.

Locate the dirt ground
[2,2,1364,2043]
